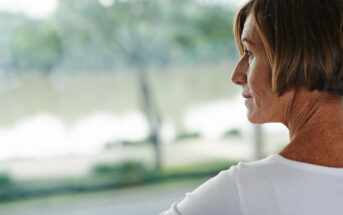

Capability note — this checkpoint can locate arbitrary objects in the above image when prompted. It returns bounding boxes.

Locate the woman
[161,0,343,214]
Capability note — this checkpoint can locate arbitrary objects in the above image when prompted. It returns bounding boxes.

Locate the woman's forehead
[242,15,262,47]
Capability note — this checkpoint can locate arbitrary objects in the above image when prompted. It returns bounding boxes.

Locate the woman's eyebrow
[241,37,255,46]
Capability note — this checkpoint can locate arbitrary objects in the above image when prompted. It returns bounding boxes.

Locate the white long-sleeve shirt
[160,154,343,215]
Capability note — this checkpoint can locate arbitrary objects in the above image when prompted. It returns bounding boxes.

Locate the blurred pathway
[0,178,209,215]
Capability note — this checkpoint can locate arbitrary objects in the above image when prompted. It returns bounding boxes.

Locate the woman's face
[231,14,291,124]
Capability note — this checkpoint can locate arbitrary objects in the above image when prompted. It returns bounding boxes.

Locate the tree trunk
[136,62,162,170]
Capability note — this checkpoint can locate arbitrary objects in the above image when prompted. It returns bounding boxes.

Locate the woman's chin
[247,112,266,124]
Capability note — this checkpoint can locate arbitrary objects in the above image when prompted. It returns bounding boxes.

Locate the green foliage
[0,0,237,74]
[0,159,240,201]
[0,173,13,187]
[121,139,151,146]
[92,160,158,185]
[223,128,242,137]
[175,132,201,141]
[196,6,234,43]
[11,20,62,73]
[54,0,169,67]
[172,5,234,48]
[91,159,240,185]
[0,0,238,74]
[163,160,239,176]
[52,0,236,69]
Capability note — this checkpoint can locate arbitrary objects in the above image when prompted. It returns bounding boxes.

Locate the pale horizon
[0,0,247,18]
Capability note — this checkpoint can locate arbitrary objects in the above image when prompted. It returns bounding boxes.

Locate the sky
[0,0,58,18]
[0,0,247,18]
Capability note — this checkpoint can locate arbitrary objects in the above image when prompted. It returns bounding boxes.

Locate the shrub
[175,132,201,141]
[223,128,241,137]
[92,160,158,185]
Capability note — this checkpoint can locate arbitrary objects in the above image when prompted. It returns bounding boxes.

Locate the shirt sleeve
[160,166,243,215]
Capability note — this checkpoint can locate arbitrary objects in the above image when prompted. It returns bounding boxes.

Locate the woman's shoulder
[159,155,278,215]
[161,154,343,215]
[226,153,278,176]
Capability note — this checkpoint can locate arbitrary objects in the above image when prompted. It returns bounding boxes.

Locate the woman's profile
[161,0,343,214]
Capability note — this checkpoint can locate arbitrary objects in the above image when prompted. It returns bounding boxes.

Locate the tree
[170,2,235,61]
[52,0,236,170]
[11,19,62,74]
[54,0,168,170]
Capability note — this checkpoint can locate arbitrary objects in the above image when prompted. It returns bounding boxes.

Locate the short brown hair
[234,0,343,96]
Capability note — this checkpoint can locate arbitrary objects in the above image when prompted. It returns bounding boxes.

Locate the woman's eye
[244,49,253,57]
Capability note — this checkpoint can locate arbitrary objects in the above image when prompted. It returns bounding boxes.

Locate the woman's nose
[231,59,247,86]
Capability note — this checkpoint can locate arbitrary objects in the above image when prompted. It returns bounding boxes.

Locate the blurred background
[0,0,289,214]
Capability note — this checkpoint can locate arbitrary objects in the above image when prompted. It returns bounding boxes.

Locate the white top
[160,154,343,215]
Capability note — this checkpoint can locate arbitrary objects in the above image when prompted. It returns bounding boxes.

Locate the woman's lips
[242,93,252,99]
[243,93,252,106]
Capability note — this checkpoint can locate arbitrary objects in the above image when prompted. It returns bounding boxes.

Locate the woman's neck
[279,88,343,167]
